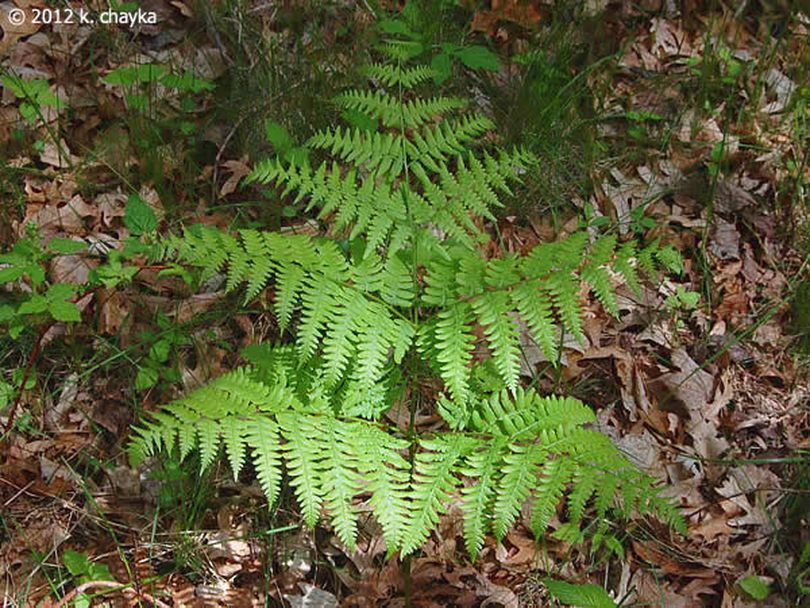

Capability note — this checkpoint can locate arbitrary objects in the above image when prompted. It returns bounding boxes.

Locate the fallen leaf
[710,219,740,261]
[220,156,251,197]
[470,0,542,35]
[39,139,78,168]
[761,68,796,114]
[285,583,338,608]
[0,4,41,55]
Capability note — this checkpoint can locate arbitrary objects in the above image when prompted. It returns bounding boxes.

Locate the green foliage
[131,351,682,556]
[133,313,191,391]
[377,5,501,85]
[545,578,618,608]
[1,75,63,126]
[102,63,214,110]
[247,39,521,253]
[123,194,158,236]
[0,217,163,341]
[738,575,771,601]
[99,60,217,197]
[796,541,810,596]
[131,38,685,558]
[63,550,114,583]
[0,228,85,338]
[264,120,309,165]
[61,550,114,608]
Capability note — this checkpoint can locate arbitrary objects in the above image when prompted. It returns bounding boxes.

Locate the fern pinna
[131,40,685,558]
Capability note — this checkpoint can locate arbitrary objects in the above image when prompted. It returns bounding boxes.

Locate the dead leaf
[0,4,41,56]
[220,156,251,197]
[761,68,796,114]
[632,540,717,577]
[95,191,128,226]
[138,185,165,221]
[50,252,94,286]
[97,289,131,335]
[650,18,689,58]
[170,1,194,17]
[714,179,758,215]
[649,348,731,459]
[284,583,338,608]
[39,139,78,168]
[691,514,734,542]
[710,219,741,261]
[26,194,97,236]
[470,0,542,35]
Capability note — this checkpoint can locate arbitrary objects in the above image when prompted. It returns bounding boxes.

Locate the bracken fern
[131,38,685,558]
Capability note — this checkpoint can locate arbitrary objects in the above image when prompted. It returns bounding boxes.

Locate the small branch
[1,321,53,436]
[53,580,171,608]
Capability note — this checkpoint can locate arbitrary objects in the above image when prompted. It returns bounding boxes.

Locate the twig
[211,113,249,204]
[1,322,53,436]
[53,580,171,608]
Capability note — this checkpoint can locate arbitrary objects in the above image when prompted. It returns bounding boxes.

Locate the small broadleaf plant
[130,37,685,558]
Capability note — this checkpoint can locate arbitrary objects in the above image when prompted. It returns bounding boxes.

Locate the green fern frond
[322,291,363,386]
[380,40,424,63]
[242,230,274,303]
[245,416,283,508]
[297,276,337,361]
[434,302,476,403]
[352,305,396,390]
[655,244,684,275]
[546,271,586,343]
[493,443,544,540]
[134,47,688,561]
[308,127,405,176]
[511,279,558,362]
[130,360,683,557]
[221,416,247,480]
[197,417,221,472]
[275,261,306,332]
[319,417,362,548]
[613,241,641,296]
[567,466,599,525]
[637,242,658,279]
[362,62,436,88]
[472,291,521,393]
[461,438,506,559]
[279,413,324,527]
[402,435,475,555]
[357,425,412,550]
[380,253,415,307]
[530,457,574,535]
[336,89,466,129]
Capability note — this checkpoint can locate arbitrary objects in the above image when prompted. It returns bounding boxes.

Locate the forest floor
[0,1,808,606]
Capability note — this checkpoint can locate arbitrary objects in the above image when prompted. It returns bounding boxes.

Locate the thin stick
[1,322,53,436]
[52,580,171,608]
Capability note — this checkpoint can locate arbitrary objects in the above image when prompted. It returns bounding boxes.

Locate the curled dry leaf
[649,348,731,460]
[285,583,338,608]
[219,156,252,197]
[39,139,78,168]
[710,219,741,261]
[26,194,97,237]
[0,4,41,55]
[761,68,796,114]
[50,252,96,285]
